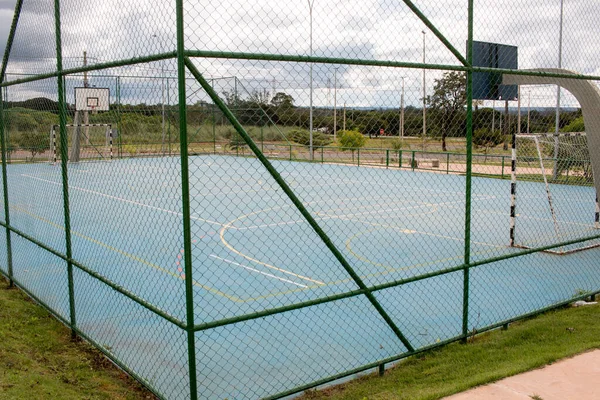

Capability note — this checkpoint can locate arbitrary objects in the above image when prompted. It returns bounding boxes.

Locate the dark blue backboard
[472,41,518,101]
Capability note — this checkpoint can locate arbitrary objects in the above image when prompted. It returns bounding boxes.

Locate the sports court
[5,154,600,398]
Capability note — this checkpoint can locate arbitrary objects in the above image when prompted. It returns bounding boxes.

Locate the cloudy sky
[1,0,597,108]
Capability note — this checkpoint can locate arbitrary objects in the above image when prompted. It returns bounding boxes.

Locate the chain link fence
[2,0,600,399]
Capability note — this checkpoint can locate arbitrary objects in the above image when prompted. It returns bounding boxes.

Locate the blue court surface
[3,155,600,399]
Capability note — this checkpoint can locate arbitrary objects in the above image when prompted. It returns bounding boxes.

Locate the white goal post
[50,124,114,163]
[510,132,600,255]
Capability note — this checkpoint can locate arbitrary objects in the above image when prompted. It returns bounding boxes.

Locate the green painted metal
[0,221,186,328]
[175,1,198,399]
[184,57,415,352]
[0,0,24,83]
[264,334,463,400]
[462,0,475,342]
[399,0,468,66]
[0,86,13,286]
[191,226,600,334]
[185,50,468,73]
[1,52,177,88]
[0,270,169,400]
[2,1,600,397]
[54,0,77,339]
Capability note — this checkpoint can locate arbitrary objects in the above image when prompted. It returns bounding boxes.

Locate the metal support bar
[0,0,24,83]
[0,87,13,286]
[175,1,198,399]
[400,0,468,66]
[462,0,474,344]
[184,57,415,352]
[54,0,77,340]
[0,220,186,328]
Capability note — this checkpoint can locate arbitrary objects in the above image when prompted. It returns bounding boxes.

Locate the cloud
[0,0,596,108]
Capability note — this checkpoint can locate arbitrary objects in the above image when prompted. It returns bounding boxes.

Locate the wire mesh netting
[1,0,600,399]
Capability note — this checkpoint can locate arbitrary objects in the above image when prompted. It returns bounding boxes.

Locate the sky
[0,0,597,109]
[0,0,16,58]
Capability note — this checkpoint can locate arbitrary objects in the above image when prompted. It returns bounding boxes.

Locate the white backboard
[75,87,110,111]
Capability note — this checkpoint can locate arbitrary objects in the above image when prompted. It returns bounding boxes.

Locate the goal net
[50,124,114,163]
[510,132,600,254]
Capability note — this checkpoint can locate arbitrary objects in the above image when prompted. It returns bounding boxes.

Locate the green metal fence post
[357,148,360,166]
[399,150,402,168]
[0,85,13,287]
[175,1,198,399]
[54,0,77,339]
[501,155,505,179]
[412,150,415,171]
[462,0,474,344]
[386,149,389,168]
[289,144,292,161]
[321,146,324,163]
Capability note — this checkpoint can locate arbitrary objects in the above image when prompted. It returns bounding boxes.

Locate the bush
[288,129,332,147]
[338,130,367,151]
[473,128,503,151]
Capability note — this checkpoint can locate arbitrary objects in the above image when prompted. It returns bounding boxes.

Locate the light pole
[307,0,315,160]
[527,90,531,134]
[333,66,339,140]
[153,34,166,156]
[553,0,565,179]
[422,30,427,150]
[399,76,405,139]
[492,99,496,133]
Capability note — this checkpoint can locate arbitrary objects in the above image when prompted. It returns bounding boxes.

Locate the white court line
[21,174,224,227]
[209,255,308,288]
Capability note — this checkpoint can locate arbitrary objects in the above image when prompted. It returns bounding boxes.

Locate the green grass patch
[0,278,155,400]
[300,301,600,400]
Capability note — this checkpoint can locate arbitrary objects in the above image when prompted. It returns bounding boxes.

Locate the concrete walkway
[444,350,600,400]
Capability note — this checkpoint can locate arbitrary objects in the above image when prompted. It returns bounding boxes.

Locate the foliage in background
[289,129,333,148]
[338,130,367,162]
[427,72,467,152]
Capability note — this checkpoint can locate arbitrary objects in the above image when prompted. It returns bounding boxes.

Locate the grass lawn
[299,299,600,400]
[0,278,155,400]
[1,274,599,400]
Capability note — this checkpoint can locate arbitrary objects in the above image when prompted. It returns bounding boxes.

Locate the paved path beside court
[443,349,600,400]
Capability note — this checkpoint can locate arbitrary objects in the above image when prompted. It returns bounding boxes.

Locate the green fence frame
[1,0,600,399]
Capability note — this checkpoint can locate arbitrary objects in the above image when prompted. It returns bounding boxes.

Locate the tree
[18,130,50,159]
[473,128,503,161]
[338,130,366,162]
[427,71,467,151]
[561,116,584,133]
[271,92,294,109]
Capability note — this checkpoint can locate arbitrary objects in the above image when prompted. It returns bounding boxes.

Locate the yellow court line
[11,205,245,303]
